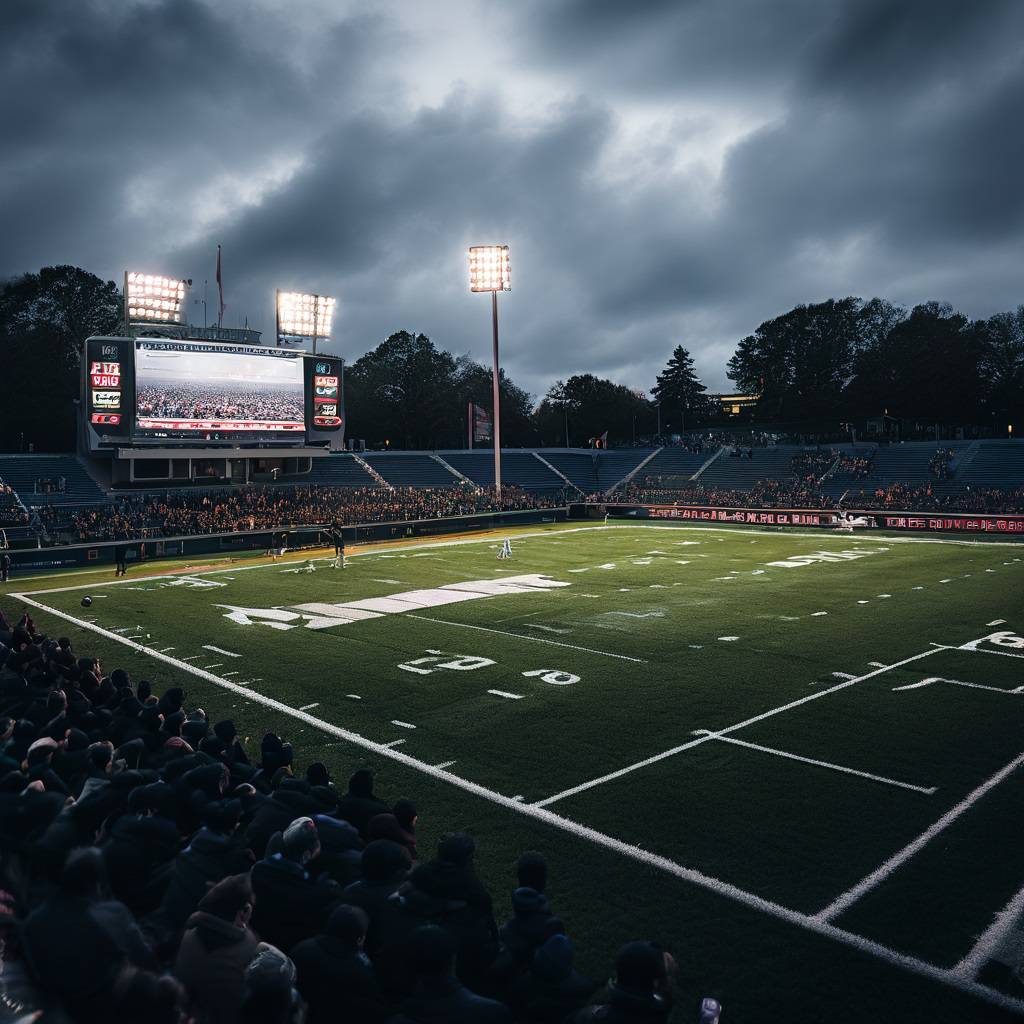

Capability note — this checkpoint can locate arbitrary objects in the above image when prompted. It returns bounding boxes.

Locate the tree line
[2,266,1022,451]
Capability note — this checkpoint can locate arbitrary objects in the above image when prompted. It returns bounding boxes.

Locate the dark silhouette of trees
[0,266,121,450]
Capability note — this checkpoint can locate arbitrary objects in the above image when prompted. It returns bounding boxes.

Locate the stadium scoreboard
[82,336,344,450]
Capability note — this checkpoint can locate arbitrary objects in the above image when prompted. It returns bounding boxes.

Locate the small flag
[215,244,225,327]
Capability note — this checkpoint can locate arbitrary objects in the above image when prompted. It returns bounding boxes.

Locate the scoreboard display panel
[82,337,344,448]
[135,340,305,440]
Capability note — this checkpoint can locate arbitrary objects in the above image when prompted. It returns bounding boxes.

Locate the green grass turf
[4,521,1024,1022]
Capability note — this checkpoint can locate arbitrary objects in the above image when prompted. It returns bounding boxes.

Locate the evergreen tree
[652,345,710,428]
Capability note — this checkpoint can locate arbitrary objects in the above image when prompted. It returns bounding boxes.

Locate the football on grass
[81,596,92,608]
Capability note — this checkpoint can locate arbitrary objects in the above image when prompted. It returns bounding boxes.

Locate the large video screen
[134,340,305,439]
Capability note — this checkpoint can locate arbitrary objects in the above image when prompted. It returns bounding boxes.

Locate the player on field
[498,537,513,559]
[331,522,346,569]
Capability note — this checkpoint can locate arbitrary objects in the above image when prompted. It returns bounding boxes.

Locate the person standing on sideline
[498,537,513,559]
[0,550,10,583]
[115,544,127,577]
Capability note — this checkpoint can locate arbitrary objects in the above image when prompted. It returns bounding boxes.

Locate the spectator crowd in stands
[0,608,682,1023]
[619,480,1024,514]
[34,485,565,545]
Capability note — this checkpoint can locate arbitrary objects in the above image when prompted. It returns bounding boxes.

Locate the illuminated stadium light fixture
[467,244,511,496]
[468,245,511,293]
[124,271,188,325]
[276,289,336,353]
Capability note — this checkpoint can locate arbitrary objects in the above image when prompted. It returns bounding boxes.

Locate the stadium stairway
[595,450,657,494]
[304,454,380,487]
[0,455,107,506]
[636,447,715,484]
[362,453,460,488]
[441,451,565,492]
[541,451,600,493]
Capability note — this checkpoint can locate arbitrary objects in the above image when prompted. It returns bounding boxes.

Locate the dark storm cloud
[3,0,1024,398]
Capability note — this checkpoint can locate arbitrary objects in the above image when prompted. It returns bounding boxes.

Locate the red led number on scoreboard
[90,361,120,375]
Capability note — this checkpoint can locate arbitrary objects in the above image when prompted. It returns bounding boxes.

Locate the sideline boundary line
[8,589,1024,1018]
[532,648,943,808]
[814,750,1024,923]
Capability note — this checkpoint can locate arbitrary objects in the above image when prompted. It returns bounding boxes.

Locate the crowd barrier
[4,506,569,572]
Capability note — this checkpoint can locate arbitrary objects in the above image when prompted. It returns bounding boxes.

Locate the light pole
[468,245,510,496]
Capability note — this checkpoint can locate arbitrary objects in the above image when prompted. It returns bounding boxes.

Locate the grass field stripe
[202,644,241,657]
[695,732,937,795]
[814,750,1024,923]
[407,614,647,663]
[952,880,1024,979]
[488,689,525,699]
[8,592,1024,1017]
[534,648,944,808]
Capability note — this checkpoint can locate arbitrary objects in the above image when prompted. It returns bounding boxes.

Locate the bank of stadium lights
[124,272,187,323]
[276,290,335,352]
[468,245,511,293]
[467,244,511,496]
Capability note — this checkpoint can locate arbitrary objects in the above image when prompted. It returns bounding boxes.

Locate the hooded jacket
[174,909,261,1024]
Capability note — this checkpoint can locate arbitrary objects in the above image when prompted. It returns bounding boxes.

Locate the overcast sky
[3,0,1023,399]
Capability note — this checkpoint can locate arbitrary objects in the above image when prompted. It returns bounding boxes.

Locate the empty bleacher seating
[363,453,459,488]
[304,454,378,487]
[0,455,106,506]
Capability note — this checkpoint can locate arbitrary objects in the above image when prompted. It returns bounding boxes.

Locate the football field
[6,522,1024,1021]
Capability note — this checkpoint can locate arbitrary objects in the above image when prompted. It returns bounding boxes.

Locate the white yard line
[958,645,1024,661]
[202,645,242,658]
[533,648,944,809]
[488,689,526,700]
[694,731,937,795]
[384,739,407,747]
[204,663,223,669]
[814,750,1024,923]
[407,614,647,664]
[391,720,416,729]
[7,589,1024,1018]
[298,702,319,711]
[953,881,1024,979]
[892,676,1023,697]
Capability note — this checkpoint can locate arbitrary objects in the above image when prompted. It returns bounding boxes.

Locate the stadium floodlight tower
[467,244,510,497]
[276,290,335,353]
[124,272,188,330]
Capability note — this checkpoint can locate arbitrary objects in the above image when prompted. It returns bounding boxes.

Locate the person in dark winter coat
[336,768,389,837]
[157,798,253,935]
[291,904,386,1023]
[403,832,499,990]
[307,813,362,887]
[499,886,559,969]
[101,800,182,915]
[506,934,599,1023]
[237,945,304,1024]
[244,779,322,859]
[341,839,411,956]
[250,817,341,953]
[386,925,511,1024]
[174,873,261,1024]
[368,811,417,863]
[569,941,676,1024]
[21,848,155,1015]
